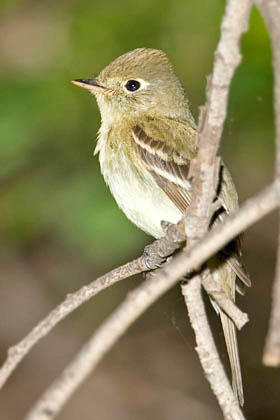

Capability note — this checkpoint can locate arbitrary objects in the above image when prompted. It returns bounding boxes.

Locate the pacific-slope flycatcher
[73,48,250,405]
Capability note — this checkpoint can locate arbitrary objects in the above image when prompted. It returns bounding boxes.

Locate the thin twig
[181,0,254,417]
[256,0,280,367]
[0,258,147,389]
[0,220,185,389]
[182,277,244,420]
[202,270,248,330]
[23,182,279,420]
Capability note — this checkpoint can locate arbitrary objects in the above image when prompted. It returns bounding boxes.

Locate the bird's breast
[97,131,182,239]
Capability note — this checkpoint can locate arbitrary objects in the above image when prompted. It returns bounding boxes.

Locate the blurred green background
[0,0,278,419]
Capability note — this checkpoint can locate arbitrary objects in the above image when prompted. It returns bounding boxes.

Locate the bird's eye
[125,80,141,92]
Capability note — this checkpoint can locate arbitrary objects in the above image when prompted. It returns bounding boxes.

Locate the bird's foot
[144,220,185,270]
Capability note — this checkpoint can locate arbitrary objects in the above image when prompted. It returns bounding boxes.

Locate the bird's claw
[144,243,166,270]
[212,197,223,214]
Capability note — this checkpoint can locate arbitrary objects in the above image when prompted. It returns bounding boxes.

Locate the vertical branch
[256,0,280,367]
[182,0,253,418]
[182,278,244,420]
[187,0,253,231]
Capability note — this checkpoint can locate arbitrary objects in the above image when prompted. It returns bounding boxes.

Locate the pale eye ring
[125,80,141,92]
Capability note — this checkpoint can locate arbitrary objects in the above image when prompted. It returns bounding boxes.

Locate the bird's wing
[131,123,251,290]
[131,123,194,213]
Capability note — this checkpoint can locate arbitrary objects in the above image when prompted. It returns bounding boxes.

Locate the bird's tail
[210,254,244,406]
[220,309,244,406]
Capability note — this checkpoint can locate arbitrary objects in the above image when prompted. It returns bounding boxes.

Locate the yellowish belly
[99,144,182,239]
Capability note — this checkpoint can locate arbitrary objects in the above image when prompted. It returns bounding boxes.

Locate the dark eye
[125,80,141,92]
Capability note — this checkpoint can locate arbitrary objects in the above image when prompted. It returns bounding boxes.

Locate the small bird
[73,48,250,405]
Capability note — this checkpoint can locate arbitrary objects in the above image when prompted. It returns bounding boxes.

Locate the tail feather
[220,310,244,406]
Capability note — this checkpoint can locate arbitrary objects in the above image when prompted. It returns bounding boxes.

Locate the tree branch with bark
[256,0,280,368]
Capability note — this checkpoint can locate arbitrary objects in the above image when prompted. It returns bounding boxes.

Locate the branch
[256,0,280,367]
[0,219,186,391]
[23,183,279,420]
[182,277,244,419]
[181,0,254,416]
[202,270,248,330]
[0,258,147,389]
[186,0,253,236]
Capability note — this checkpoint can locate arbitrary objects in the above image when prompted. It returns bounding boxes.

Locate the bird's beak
[72,78,106,93]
